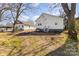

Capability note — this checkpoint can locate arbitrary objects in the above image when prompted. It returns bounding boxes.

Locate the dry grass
[0,20,78,56]
[0,30,67,56]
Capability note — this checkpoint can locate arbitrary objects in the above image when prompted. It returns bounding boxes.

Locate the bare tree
[0,3,11,21]
[61,3,78,41]
[9,3,36,32]
[8,3,28,32]
[11,3,23,32]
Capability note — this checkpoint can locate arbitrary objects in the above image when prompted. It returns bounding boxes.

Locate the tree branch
[71,3,76,18]
[61,3,70,16]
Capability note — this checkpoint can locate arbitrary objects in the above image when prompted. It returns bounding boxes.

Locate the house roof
[35,13,64,22]
[16,20,34,26]
[41,13,63,18]
[23,21,34,26]
[16,20,23,24]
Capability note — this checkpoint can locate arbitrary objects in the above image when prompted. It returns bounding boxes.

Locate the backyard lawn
[0,20,78,56]
[0,31,67,56]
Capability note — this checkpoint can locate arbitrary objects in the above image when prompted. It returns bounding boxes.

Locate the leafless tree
[61,3,78,41]
[8,3,37,32]
[10,3,23,32]
[0,3,11,21]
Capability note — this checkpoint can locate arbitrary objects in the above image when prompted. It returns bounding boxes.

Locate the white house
[0,20,24,32]
[12,20,36,31]
[0,20,35,32]
[35,13,65,32]
[23,21,36,30]
[14,20,24,31]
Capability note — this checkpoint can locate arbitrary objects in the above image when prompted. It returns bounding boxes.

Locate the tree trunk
[12,12,19,32]
[68,14,78,41]
[61,3,78,41]
[12,3,22,32]
[12,20,17,32]
[0,10,2,21]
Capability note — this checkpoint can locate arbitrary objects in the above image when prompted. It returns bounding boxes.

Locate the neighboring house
[0,26,13,32]
[15,20,24,31]
[23,21,36,30]
[35,13,65,32]
[0,21,13,32]
[0,20,35,32]
[15,20,36,30]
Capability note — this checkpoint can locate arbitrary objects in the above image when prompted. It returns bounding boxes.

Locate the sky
[0,3,79,25]
[19,3,79,22]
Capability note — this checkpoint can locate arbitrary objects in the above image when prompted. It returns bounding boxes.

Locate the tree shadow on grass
[15,31,61,36]
[46,44,67,56]
[46,37,78,56]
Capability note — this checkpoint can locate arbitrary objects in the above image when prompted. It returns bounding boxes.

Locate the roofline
[35,13,64,22]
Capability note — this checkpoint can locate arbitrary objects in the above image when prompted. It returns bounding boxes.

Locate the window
[38,23,42,26]
[55,22,57,25]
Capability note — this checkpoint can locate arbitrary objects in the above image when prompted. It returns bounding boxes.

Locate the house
[0,20,13,32]
[15,20,36,31]
[15,20,24,31]
[0,26,13,32]
[23,21,36,30]
[0,20,23,32]
[35,13,65,32]
[0,20,35,32]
